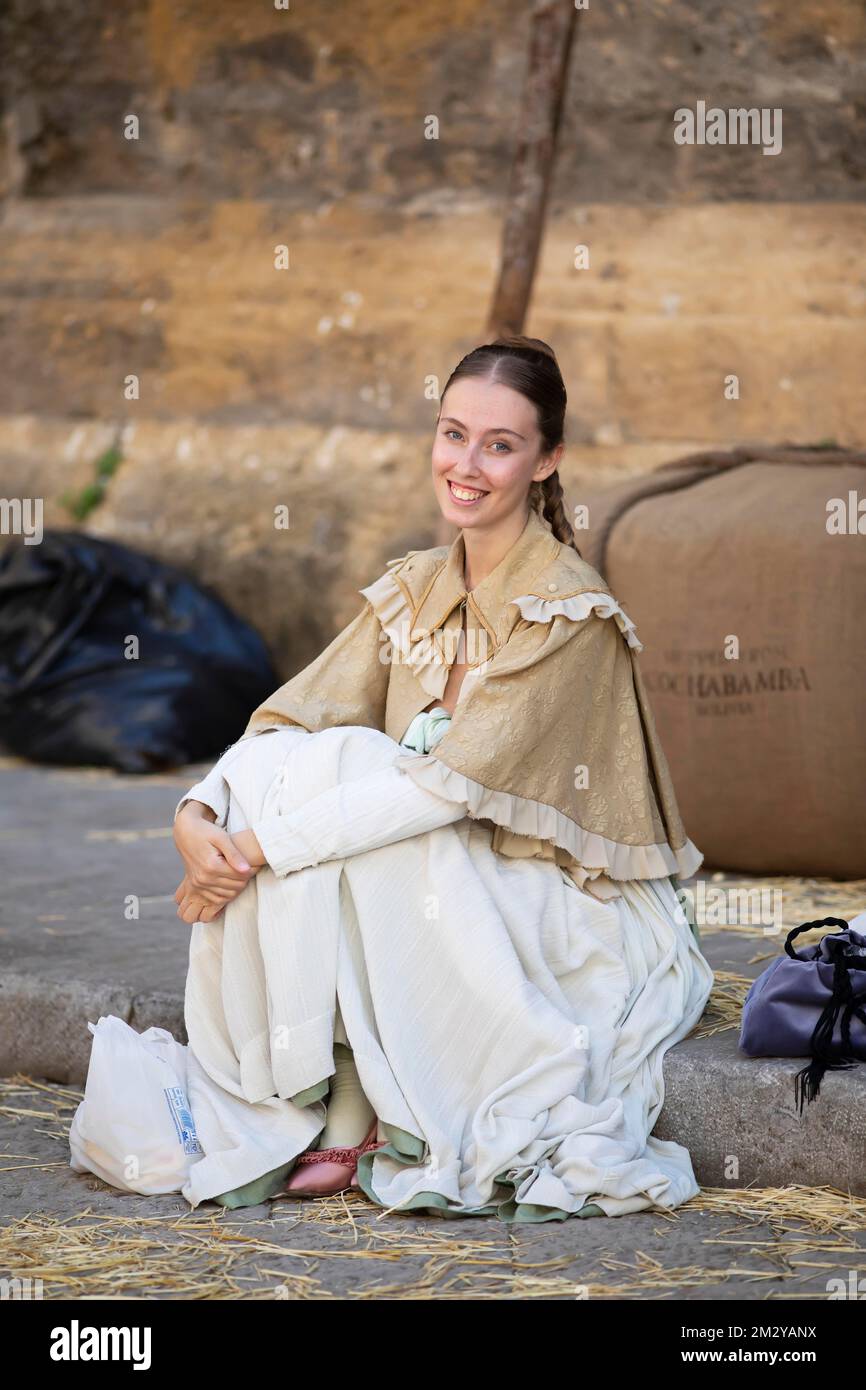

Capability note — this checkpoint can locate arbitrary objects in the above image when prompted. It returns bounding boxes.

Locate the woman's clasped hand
[172,801,266,924]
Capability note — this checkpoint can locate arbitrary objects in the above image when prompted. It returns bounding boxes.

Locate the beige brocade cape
[241,506,702,894]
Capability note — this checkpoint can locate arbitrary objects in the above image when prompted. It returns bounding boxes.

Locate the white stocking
[317,1006,376,1150]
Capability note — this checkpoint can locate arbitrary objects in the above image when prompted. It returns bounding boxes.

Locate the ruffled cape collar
[359,505,642,704]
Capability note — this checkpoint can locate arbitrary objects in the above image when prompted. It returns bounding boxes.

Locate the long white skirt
[182,725,715,1219]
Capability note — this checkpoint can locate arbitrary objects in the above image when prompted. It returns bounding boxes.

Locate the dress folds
[180,722,714,1219]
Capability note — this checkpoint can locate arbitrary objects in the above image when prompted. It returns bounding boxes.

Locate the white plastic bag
[69,1014,204,1195]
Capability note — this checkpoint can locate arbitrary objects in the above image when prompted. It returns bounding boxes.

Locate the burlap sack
[577,445,866,877]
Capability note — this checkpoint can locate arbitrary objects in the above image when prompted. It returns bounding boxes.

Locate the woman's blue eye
[443,429,510,453]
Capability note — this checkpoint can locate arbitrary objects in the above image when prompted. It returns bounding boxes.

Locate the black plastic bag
[0,530,280,772]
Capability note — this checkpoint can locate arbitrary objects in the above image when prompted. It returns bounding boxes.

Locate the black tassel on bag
[789,919,866,1114]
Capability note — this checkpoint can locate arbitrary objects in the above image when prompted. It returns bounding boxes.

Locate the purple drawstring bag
[739,917,866,1114]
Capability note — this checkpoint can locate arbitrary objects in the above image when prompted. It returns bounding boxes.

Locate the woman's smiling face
[432,376,561,529]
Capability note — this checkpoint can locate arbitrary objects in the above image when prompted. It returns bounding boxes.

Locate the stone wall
[1,0,864,667]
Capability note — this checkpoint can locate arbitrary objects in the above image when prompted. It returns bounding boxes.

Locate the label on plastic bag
[163,1086,204,1156]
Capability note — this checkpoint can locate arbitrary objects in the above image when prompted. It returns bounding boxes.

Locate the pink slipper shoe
[284,1119,383,1197]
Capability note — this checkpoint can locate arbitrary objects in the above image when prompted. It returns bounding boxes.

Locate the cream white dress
[174,683,715,1221]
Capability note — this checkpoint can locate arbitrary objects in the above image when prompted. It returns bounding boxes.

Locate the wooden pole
[487,0,580,336]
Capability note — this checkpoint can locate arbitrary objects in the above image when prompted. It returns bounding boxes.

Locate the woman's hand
[229,827,267,870]
[174,874,234,924]
[173,800,257,900]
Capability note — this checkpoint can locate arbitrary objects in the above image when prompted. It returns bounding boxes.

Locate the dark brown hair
[439,334,581,555]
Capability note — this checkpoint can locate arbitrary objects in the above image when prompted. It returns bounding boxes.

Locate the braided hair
[438,335,581,556]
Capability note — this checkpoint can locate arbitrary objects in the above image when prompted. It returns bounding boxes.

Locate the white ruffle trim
[359,568,451,701]
[510,590,643,651]
[393,751,703,881]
